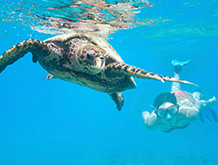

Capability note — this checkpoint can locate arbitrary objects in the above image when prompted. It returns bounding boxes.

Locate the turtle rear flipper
[109,92,124,111]
[0,39,50,73]
[105,62,197,86]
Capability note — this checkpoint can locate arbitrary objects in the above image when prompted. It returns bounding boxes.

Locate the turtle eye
[86,51,94,61]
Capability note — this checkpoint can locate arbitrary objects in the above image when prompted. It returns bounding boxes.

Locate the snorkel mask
[154,102,180,120]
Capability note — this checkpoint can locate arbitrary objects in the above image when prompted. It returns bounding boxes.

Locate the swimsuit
[172,90,196,104]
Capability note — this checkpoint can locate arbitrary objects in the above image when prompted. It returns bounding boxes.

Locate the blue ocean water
[0,0,218,164]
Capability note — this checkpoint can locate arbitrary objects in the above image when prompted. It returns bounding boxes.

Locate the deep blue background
[0,0,218,164]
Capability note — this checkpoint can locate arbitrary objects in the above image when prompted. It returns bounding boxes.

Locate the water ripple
[0,0,157,36]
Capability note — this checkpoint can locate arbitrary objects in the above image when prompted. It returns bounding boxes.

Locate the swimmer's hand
[142,111,150,123]
[208,96,217,107]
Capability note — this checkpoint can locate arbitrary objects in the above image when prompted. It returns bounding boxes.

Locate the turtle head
[77,45,107,74]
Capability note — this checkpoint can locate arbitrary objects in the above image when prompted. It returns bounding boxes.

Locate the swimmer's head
[156,102,179,120]
[153,92,178,120]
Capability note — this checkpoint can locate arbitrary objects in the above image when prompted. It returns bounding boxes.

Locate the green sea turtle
[0,32,195,110]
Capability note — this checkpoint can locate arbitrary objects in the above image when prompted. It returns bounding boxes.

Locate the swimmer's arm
[142,111,172,132]
[142,111,159,130]
[195,97,217,110]
[178,106,199,121]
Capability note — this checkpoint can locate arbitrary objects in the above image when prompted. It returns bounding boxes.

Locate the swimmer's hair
[153,92,177,109]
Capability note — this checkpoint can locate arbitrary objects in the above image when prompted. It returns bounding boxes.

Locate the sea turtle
[0,32,195,110]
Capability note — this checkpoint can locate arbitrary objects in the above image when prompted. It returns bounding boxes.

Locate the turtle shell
[44,32,124,63]
[40,32,136,93]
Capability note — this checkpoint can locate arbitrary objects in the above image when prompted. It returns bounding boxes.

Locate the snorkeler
[142,60,217,133]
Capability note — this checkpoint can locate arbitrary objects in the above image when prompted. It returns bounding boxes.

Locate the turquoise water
[0,0,218,164]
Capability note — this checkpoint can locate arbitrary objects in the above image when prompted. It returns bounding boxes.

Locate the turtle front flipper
[109,92,124,111]
[105,62,197,86]
[0,39,50,73]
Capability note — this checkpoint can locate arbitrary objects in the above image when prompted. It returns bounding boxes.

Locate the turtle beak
[88,55,105,74]
[95,55,105,68]
[92,55,105,69]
